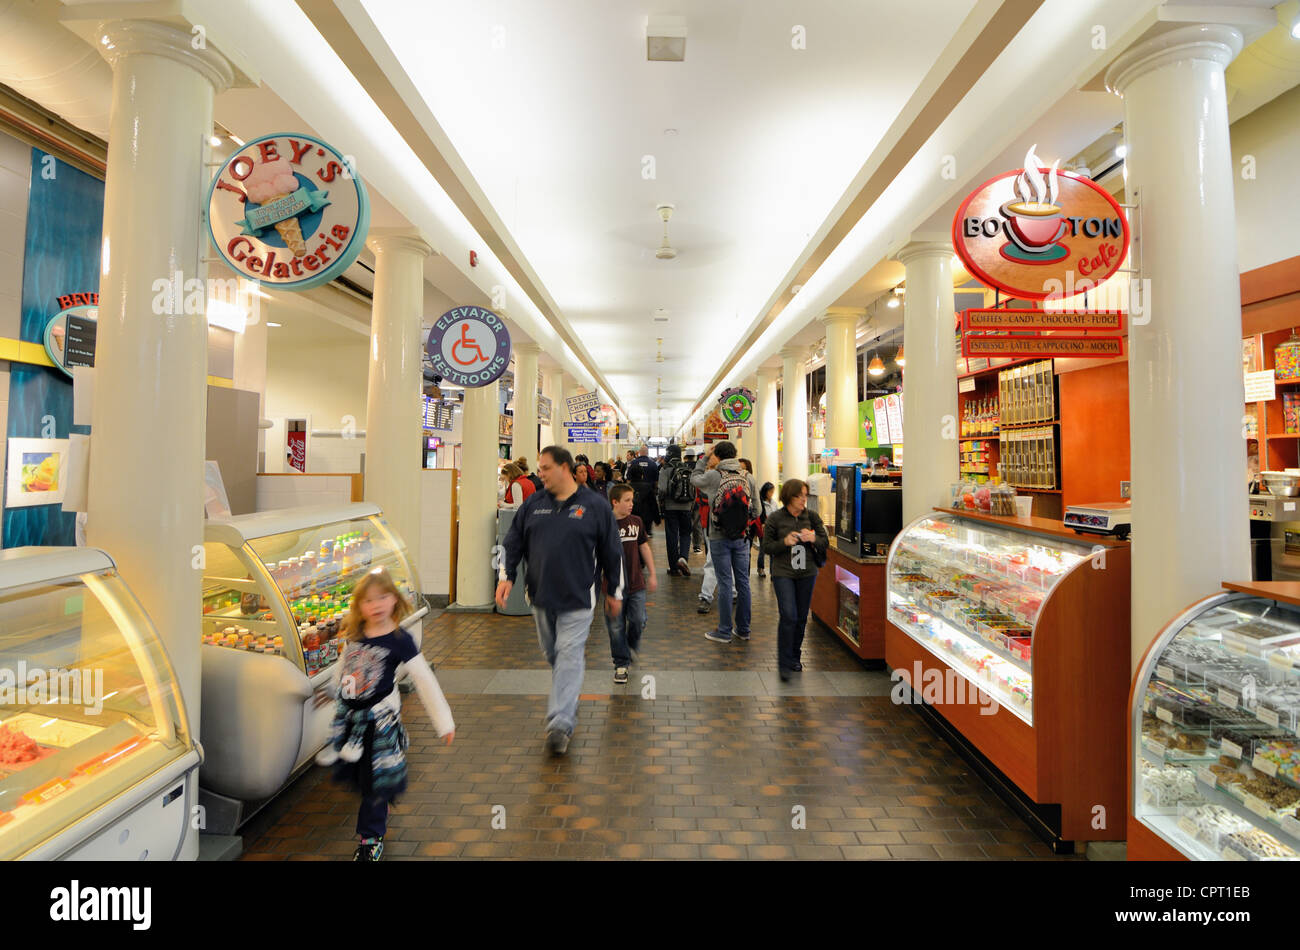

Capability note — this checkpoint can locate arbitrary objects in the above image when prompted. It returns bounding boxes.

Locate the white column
[1106,25,1249,670]
[455,379,499,608]
[755,368,779,491]
[822,308,862,451]
[781,346,809,482]
[512,341,540,466]
[540,366,560,451]
[896,240,958,525]
[84,20,233,863]
[364,231,430,581]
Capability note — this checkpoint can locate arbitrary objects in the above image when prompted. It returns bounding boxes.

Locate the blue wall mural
[3,150,103,548]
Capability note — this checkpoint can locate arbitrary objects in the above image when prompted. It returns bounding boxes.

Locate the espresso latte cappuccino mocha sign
[952,146,1130,301]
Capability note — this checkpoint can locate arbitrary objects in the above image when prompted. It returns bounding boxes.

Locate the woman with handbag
[761,478,829,681]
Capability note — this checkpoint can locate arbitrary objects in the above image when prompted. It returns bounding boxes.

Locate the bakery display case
[197,503,426,832]
[886,508,1131,847]
[0,547,199,860]
[1129,581,1300,860]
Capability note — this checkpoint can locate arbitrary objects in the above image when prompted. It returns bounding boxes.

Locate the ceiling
[356,0,981,435]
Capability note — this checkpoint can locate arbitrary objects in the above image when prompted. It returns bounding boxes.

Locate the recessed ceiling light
[267,322,282,327]
[664,128,678,136]
[1115,144,1128,159]
[208,135,223,148]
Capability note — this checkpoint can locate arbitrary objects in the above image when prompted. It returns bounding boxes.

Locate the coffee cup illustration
[999,146,1067,260]
[1000,200,1066,253]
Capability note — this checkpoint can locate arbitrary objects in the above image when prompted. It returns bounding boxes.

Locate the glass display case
[0,547,199,860]
[202,502,425,678]
[1131,583,1300,860]
[197,503,425,828]
[887,511,1094,725]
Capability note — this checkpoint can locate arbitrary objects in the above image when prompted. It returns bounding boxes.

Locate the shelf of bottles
[201,529,413,676]
[960,398,1000,439]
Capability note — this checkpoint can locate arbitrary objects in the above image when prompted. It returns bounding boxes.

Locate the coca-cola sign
[287,431,306,472]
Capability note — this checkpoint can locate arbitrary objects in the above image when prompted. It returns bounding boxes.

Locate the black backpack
[711,470,752,541]
[667,461,694,504]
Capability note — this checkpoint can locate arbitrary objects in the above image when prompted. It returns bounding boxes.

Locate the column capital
[367,229,433,258]
[895,240,953,266]
[820,306,863,327]
[96,19,234,93]
[514,341,541,355]
[1105,24,1242,96]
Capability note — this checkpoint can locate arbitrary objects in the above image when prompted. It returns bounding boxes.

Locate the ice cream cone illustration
[244,157,307,257]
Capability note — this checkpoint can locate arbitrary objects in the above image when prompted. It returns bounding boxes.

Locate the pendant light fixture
[868,352,885,377]
[894,344,905,367]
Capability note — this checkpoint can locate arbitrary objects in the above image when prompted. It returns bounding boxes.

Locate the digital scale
[1063,502,1132,539]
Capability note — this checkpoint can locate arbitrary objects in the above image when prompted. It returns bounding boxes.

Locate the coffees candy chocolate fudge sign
[207,133,370,292]
[952,145,1129,301]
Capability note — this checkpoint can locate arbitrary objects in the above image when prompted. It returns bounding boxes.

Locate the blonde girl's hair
[500,462,524,483]
[343,566,412,642]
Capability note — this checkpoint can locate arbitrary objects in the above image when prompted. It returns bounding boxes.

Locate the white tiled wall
[307,436,365,473]
[419,469,455,596]
[255,474,354,511]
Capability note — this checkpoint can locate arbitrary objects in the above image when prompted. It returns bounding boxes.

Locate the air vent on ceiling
[647,16,686,61]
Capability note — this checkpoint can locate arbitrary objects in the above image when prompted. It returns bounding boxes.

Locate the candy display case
[197,503,425,832]
[886,508,1131,847]
[1129,581,1300,860]
[0,547,199,860]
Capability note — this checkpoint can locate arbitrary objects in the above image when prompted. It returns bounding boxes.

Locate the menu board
[422,396,454,431]
[886,393,904,445]
[873,397,892,446]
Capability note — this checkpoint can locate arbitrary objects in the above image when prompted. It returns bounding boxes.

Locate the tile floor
[238,532,1072,860]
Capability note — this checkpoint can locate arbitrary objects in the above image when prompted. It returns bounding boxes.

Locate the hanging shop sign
[703,408,729,441]
[962,308,1125,333]
[885,393,904,445]
[207,133,370,292]
[537,394,552,424]
[952,145,1130,301]
[43,296,99,375]
[963,335,1124,359]
[426,306,512,387]
[718,386,756,427]
[499,413,514,440]
[566,392,603,424]
[565,425,616,443]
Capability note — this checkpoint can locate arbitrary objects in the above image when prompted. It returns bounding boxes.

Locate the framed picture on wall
[6,438,71,508]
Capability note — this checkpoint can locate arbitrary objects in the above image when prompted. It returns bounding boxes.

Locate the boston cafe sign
[207,133,370,292]
[952,145,1130,301]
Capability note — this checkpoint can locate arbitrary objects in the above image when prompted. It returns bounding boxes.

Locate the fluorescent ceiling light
[267,322,282,327]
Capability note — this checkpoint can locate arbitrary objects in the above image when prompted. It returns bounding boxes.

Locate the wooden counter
[811,537,887,660]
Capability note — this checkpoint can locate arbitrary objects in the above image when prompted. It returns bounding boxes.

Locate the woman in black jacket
[761,478,829,681]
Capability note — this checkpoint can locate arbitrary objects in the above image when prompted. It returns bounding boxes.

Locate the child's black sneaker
[353,837,384,861]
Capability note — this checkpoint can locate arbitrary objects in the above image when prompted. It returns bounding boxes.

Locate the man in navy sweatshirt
[496,445,624,755]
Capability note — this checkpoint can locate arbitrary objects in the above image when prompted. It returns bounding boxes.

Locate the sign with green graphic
[719,386,755,428]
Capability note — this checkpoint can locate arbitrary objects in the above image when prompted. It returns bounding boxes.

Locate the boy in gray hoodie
[690,440,760,643]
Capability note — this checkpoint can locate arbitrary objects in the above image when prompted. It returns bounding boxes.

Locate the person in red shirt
[604,484,656,684]
[499,462,535,509]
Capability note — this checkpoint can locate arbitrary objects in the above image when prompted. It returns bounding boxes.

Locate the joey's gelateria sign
[207,133,370,292]
[952,145,1130,301]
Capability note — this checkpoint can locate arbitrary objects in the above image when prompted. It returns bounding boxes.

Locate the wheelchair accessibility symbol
[450,322,488,366]
[427,306,512,388]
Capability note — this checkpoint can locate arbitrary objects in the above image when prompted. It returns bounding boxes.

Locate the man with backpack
[656,443,694,577]
[690,440,760,644]
[626,444,660,539]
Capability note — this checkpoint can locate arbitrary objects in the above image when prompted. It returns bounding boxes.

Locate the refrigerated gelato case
[0,547,200,860]
[198,503,425,832]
